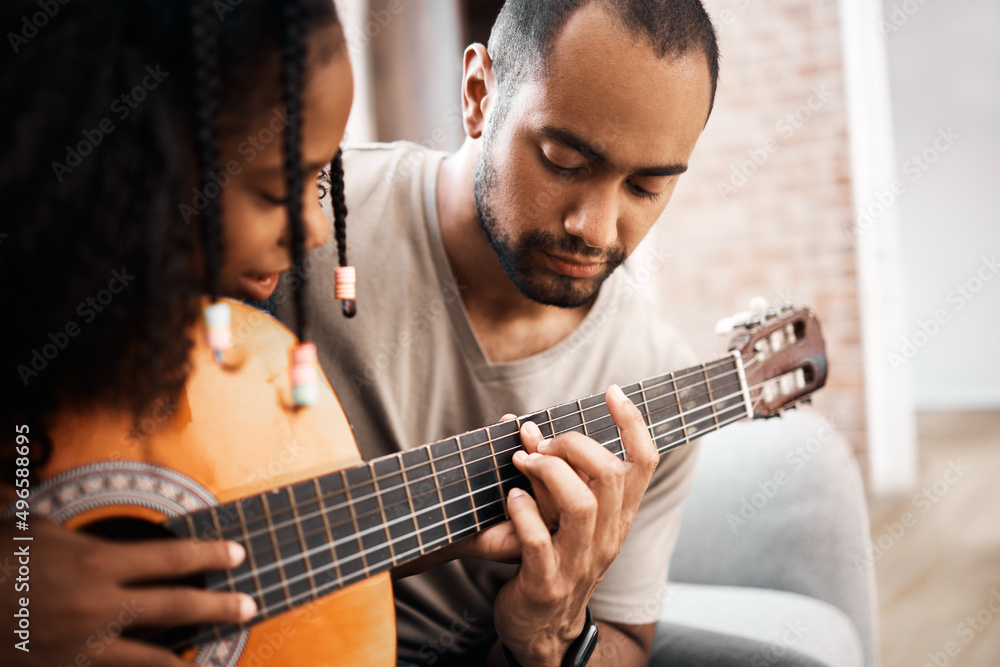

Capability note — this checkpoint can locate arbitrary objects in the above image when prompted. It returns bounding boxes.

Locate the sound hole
[80,517,204,653]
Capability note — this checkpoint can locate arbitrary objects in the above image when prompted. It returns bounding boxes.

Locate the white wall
[882,0,1000,410]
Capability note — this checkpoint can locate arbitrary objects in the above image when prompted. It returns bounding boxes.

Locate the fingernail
[509,487,525,500]
[611,384,627,401]
[523,421,542,440]
[537,438,552,451]
[513,450,528,464]
[228,542,246,566]
[238,594,258,621]
[526,452,542,463]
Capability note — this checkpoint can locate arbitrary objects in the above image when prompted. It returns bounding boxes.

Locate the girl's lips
[239,273,280,302]
[543,252,603,278]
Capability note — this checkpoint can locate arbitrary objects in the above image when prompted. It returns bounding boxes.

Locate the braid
[283,0,308,340]
[331,151,349,269]
[190,0,223,300]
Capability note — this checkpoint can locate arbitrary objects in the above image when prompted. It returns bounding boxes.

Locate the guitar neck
[165,351,752,641]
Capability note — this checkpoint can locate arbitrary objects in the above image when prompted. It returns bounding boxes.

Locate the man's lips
[543,251,604,278]
[239,273,281,302]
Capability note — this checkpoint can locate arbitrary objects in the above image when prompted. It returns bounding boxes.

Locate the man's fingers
[534,430,625,543]
[505,487,556,586]
[131,587,257,628]
[512,450,596,566]
[605,384,658,516]
[117,539,245,584]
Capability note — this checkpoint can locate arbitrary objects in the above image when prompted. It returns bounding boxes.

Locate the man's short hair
[487,0,720,117]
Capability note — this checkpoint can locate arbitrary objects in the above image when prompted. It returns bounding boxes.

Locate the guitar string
[173,406,759,647]
[195,381,766,608]
[203,357,752,548]
[210,355,754,544]
[167,404,757,649]
[193,357,759,563]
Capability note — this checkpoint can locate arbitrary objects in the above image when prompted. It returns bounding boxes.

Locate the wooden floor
[867,411,1000,666]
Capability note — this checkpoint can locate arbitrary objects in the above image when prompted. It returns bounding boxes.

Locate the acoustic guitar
[20,300,826,665]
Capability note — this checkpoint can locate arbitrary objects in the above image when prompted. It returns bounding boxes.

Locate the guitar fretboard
[165,352,751,647]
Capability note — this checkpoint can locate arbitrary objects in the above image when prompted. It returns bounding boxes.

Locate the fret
[342,464,392,573]
[638,378,654,441]
[675,365,714,442]
[400,447,448,551]
[486,420,527,509]
[313,477,343,586]
[372,454,419,565]
[430,438,477,539]
[576,399,589,436]
[258,492,295,612]
[523,410,554,438]
[235,499,266,605]
[459,429,505,528]
[579,394,615,444]
[702,363,720,429]
[266,488,311,606]
[286,485,318,598]
[549,401,584,436]
[456,442,482,531]
[234,494,285,618]
[326,470,364,579]
[709,357,745,416]
[398,458,425,556]
[427,444,452,543]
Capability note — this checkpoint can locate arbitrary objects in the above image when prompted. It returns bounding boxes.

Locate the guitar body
[33,301,395,666]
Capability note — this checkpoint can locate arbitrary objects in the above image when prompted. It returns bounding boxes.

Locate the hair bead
[204,301,232,363]
[335,266,357,318]
[290,341,318,406]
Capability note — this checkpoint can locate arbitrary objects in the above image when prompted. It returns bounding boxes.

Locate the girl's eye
[258,191,289,206]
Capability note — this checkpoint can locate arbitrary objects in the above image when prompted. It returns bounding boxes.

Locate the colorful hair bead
[335,265,357,318]
[204,301,232,364]
[290,341,318,407]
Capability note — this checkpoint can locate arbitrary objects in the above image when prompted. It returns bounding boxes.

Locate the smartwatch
[502,606,599,667]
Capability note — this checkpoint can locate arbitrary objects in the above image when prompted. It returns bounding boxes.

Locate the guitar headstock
[723,304,828,418]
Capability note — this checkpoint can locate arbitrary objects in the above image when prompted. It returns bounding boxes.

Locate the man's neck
[436,139,595,363]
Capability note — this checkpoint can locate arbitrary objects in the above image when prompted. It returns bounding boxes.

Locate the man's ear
[461,43,495,139]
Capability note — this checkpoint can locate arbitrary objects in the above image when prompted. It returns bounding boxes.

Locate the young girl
[1,1,354,664]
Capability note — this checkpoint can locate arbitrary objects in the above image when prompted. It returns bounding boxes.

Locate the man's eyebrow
[538,125,688,177]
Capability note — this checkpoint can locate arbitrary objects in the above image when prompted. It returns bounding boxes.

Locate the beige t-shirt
[276,141,700,662]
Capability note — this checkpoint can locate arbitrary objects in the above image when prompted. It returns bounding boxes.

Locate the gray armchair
[652,408,878,667]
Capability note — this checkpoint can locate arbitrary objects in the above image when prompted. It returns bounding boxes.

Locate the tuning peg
[715,309,753,335]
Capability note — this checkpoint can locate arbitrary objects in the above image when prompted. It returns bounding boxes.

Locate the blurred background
[334,0,1000,663]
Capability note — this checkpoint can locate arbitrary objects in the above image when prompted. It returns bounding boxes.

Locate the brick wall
[641,0,867,469]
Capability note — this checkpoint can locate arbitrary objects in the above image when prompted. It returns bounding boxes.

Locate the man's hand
[493,384,657,667]
[0,516,256,666]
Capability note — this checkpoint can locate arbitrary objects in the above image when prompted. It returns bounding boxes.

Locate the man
[276,1,719,664]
